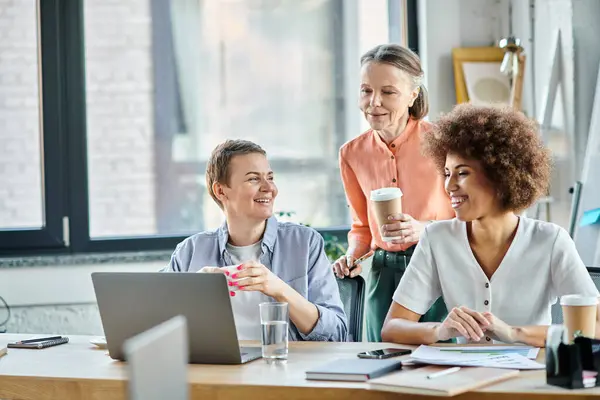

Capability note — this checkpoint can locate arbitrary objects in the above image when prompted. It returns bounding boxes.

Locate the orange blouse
[339,118,454,257]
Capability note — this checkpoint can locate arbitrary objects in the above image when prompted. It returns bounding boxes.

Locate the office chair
[551,267,600,324]
[336,276,365,342]
[123,315,189,400]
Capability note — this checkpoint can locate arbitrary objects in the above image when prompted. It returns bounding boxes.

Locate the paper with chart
[410,346,544,370]
[422,345,539,359]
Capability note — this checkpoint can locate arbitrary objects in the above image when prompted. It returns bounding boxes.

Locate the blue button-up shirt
[163,216,348,342]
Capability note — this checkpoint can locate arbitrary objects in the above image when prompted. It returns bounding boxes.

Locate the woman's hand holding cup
[197,265,238,296]
[382,213,426,244]
[197,266,230,275]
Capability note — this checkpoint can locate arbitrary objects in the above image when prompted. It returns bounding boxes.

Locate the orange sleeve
[339,150,372,252]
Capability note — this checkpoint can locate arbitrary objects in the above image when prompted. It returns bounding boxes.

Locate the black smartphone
[357,348,411,359]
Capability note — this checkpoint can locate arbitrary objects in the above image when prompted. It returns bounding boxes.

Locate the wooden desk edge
[0,374,590,400]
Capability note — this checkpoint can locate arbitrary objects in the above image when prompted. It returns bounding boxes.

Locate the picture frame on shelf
[452,46,525,111]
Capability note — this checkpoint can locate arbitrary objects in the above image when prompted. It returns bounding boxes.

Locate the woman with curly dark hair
[381,103,600,347]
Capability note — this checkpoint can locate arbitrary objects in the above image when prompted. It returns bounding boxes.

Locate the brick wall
[84,0,156,237]
[0,0,43,229]
[0,0,156,236]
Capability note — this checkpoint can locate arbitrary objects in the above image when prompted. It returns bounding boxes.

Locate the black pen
[16,336,63,344]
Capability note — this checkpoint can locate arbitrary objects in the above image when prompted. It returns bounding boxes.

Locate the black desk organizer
[547,336,600,389]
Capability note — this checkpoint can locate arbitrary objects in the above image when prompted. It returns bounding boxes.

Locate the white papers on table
[412,353,545,370]
[410,346,545,370]
[412,345,539,359]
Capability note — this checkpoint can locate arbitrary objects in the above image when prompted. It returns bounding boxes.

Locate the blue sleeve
[298,231,349,342]
[161,241,189,272]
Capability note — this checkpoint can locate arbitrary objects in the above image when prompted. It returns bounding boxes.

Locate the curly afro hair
[423,103,552,212]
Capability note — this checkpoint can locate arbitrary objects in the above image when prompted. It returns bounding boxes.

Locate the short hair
[422,103,552,212]
[206,139,266,209]
[360,44,429,119]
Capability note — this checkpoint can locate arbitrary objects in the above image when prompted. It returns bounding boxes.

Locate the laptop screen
[123,315,189,400]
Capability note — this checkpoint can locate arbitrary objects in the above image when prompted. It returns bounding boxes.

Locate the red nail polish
[239,286,245,290]
[232,273,238,279]
[228,281,233,286]
[225,271,230,276]
[230,291,235,296]
[237,265,243,270]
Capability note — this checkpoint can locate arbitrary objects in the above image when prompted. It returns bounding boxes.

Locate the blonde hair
[206,139,266,209]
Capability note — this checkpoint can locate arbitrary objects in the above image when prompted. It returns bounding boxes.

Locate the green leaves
[322,233,346,262]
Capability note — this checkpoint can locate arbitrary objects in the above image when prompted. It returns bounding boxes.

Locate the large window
[0,0,65,252]
[84,0,347,238]
[0,0,417,255]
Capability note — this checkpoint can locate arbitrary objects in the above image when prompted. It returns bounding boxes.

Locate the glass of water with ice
[259,302,288,364]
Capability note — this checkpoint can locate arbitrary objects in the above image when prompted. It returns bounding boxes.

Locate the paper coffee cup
[370,188,403,242]
[560,295,598,341]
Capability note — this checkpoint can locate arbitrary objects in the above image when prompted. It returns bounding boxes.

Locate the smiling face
[212,153,278,222]
[444,153,502,221]
[359,61,420,132]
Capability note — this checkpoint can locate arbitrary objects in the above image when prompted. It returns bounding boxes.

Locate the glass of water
[259,302,289,364]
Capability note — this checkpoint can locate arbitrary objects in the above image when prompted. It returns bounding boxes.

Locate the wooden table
[0,334,598,399]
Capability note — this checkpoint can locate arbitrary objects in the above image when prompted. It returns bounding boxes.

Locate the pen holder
[546,325,600,389]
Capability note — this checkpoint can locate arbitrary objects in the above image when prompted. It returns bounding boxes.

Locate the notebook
[7,337,69,349]
[305,358,403,382]
[368,365,519,396]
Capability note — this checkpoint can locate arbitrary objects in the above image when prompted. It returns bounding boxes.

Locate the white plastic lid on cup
[560,294,599,306]
[370,187,403,202]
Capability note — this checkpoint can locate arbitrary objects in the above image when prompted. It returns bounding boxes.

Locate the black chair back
[336,276,365,342]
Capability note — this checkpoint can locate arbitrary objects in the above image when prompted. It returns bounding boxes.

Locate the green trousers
[365,247,449,342]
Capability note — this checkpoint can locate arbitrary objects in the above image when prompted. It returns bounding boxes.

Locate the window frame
[0,0,419,257]
[0,0,66,254]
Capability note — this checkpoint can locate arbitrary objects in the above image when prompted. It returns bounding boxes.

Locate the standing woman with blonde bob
[333,44,454,342]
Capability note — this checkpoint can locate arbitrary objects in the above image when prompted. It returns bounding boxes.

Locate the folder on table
[305,358,403,382]
[368,365,519,397]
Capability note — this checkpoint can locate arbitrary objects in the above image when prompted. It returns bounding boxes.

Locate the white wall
[532,0,575,229]
[531,0,600,261]
[569,0,600,265]
[0,262,163,334]
[571,0,600,175]
[418,0,510,119]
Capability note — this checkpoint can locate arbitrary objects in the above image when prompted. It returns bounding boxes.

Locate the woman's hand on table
[435,306,490,342]
[481,312,517,343]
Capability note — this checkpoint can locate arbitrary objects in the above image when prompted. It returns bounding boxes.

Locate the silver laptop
[91,272,262,364]
[123,315,189,400]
